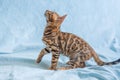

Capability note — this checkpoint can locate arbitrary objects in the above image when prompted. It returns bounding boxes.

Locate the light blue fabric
[0,0,120,80]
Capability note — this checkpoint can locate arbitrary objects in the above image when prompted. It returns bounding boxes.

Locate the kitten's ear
[57,14,67,25]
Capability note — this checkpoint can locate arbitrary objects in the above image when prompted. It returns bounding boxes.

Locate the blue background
[0,0,120,80]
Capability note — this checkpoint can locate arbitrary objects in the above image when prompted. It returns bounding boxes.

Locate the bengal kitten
[36,10,120,70]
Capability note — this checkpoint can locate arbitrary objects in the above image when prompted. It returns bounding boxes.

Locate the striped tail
[104,58,120,65]
[92,51,120,66]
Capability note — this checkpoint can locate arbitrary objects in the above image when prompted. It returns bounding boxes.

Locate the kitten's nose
[45,10,49,16]
[46,10,49,13]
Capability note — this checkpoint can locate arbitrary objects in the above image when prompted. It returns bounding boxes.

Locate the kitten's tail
[104,58,120,65]
[92,51,120,66]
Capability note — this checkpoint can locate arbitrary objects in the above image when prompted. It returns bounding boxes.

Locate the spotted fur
[36,10,120,70]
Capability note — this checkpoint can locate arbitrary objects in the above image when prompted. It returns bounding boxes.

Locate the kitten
[36,10,120,70]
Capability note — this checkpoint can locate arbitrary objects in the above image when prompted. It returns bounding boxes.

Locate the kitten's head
[45,10,60,22]
[45,10,67,26]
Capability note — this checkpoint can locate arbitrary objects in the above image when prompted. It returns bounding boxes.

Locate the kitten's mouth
[45,14,52,22]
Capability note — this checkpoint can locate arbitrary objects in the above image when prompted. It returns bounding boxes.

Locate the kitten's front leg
[49,48,60,70]
[36,47,50,63]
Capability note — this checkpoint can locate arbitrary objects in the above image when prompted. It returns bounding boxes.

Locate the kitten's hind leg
[61,62,86,70]
[57,66,74,70]
[58,62,82,70]
[58,61,80,70]
[36,47,50,63]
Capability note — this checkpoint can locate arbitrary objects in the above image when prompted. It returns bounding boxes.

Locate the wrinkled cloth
[0,0,120,80]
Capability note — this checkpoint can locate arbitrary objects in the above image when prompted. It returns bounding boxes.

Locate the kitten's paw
[48,67,56,70]
[58,66,73,70]
[36,59,41,63]
[57,67,66,70]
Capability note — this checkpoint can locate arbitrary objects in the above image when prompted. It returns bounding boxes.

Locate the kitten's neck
[43,23,61,38]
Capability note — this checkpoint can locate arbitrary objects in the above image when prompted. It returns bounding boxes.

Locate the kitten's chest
[42,36,59,47]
